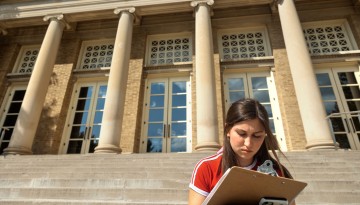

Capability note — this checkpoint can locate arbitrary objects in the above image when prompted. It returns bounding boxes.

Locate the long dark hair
[221,98,292,178]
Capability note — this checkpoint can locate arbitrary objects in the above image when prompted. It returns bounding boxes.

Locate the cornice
[0,0,273,28]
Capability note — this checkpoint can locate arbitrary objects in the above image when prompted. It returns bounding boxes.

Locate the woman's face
[227,118,266,167]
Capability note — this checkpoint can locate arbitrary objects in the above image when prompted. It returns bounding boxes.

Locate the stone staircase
[0,150,359,205]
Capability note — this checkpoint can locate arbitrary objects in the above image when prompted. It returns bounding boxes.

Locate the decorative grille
[147,35,192,66]
[303,23,354,55]
[219,30,270,61]
[78,41,114,70]
[16,46,40,73]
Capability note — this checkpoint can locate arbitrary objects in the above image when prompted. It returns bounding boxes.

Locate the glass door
[223,72,287,150]
[141,77,191,153]
[316,66,360,149]
[0,86,27,154]
[62,82,107,154]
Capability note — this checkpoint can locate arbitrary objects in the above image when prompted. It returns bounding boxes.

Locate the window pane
[347,101,360,112]
[252,77,267,89]
[150,96,164,108]
[67,141,83,154]
[88,139,99,153]
[148,123,164,137]
[0,142,9,154]
[151,83,165,94]
[330,117,345,132]
[172,108,186,121]
[172,95,186,107]
[253,90,270,102]
[229,91,245,103]
[79,87,93,98]
[171,123,186,136]
[341,86,360,100]
[319,87,336,101]
[98,86,107,97]
[324,101,339,115]
[76,99,91,111]
[147,138,162,152]
[263,104,273,118]
[12,90,26,101]
[171,138,186,152]
[334,134,350,149]
[338,72,357,85]
[3,115,17,127]
[8,102,22,113]
[3,128,13,140]
[73,112,88,125]
[172,82,186,93]
[91,125,101,139]
[93,111,103,124]
[70,126,86,139]
[228,78,244,90]
[316,73,331,86]
[96,98,105,110]
[149,109,164,122]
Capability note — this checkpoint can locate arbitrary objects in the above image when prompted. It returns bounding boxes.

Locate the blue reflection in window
[269,119,275,133]
[93,111,103,124]
[147,138,162,152]
[73,112,88,124]
[148,123,164,137]
[263,104,273,118]
[172,81,186,93]
[230,91,245,103]
[252,77,267,89]
[96,98,105,110]
[172,108,186,121]
[172,95,186,107]
[76,99,91,111]
[79,87,93,98]
[316,73,331,86]
[98,86,107,97]
[171,138,186,152]
[320,87,336,100]
[150,96,164,108]
[149,109,164,122]
[171,123,186,136]
[151,83,165,94]
[91,125,101,139]
[324,102,339,115]
[228,78,244,90]
[253,90,270,102]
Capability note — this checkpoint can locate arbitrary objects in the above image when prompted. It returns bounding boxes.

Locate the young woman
[188,98,292,205]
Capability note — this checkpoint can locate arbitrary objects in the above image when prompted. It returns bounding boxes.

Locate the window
[146,34,193,66]
[303,20,357,55]
[218,28,272,61]
[76,40,114,70]
[13,45,40,74]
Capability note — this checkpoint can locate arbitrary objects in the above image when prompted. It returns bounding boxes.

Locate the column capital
[190,0,214,8]
[114,7,140,25]
[43,14,71,30]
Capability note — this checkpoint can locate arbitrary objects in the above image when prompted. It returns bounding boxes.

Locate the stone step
[0,178,188,189]
[296,191,360,203]
[0,199,187,205]
[0,187,188,202]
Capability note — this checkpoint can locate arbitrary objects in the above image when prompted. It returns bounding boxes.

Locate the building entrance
[141,77,191,153]
[61,82,107,154]
[316,66,360,149]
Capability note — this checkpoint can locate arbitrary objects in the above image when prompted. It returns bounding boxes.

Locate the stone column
[4,14,67,155]
[277,0,335,149]
[94,8,135,154]
[191,0,221,151]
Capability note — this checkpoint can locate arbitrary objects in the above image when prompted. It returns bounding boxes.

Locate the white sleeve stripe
[190,153,223,184]
[189,183,209,197]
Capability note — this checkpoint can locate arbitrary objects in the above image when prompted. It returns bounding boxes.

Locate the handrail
[325,111,360,119]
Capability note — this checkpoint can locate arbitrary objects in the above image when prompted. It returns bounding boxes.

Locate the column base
[94,144,122,154]
[306,140,337,150]
[195,142,221,152]
[3,146,33,155]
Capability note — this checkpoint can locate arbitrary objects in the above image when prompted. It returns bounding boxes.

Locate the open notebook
[202,166,307,205]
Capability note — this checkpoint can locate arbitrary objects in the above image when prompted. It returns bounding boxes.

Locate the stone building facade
[0,0,359,155]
